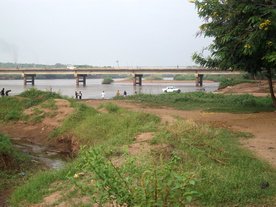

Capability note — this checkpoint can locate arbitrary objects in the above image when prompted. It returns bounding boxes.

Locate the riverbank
[2,89,276,206]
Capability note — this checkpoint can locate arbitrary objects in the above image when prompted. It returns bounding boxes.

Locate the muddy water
[12,139,66,170]
[0,140,66,207]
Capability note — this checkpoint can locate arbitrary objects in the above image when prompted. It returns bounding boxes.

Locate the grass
[0,88,62,122]
[116,92,275,113]
[9,167,72,206]
[157,120,276,206]
[9,101,276,206]
[50,102,159,147]
[219,76,254,89]
[0,133,30,195]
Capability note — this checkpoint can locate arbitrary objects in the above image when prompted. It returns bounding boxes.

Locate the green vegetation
[0,134,30,196]
[116,92,274,113]
[102,77,114,84]
[192,0,276,107]
[9,101,276,206]
[0,88,61,122]
[50,102,159,147]
[10,168,70,206]
[0,134,23,170]
[144,75,163,80]
[219,77,254,89]
[173,74,254,89]
[157,120,276,206]
[174,74,196,80]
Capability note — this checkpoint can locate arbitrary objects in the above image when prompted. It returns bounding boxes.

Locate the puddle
[13,141,66,170]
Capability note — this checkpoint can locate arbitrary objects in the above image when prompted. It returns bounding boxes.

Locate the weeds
[72,148,198,206]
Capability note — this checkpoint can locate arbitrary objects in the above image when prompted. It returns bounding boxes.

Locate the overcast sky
[0,0,211,66]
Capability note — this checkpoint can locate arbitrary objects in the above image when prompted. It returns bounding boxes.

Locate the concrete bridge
[0,67,241,87]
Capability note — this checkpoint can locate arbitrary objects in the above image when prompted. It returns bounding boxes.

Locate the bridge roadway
[0,67,242,86]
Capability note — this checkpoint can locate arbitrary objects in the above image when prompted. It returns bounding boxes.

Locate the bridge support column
[133,74,143,86]
[195,74,204,87]
[24,74,36,86]
[76,74,87,86]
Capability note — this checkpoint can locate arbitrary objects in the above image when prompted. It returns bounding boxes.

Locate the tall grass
[119,92,274,113]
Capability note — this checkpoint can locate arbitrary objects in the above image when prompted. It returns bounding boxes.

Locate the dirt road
[86,99,276,168]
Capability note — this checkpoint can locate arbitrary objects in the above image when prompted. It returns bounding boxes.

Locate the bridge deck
[0,68,241,75]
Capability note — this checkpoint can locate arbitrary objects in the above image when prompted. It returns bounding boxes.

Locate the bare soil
[218,80,276,97]
[0,99,74,154]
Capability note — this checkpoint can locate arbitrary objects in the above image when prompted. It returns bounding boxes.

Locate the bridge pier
[24,74,36,86]
[76,74,87,86]
[195,74,204,87]
[133,74,143,86]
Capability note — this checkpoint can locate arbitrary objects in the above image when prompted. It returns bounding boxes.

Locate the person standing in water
[116,90,120,96]
[101,91,105,99]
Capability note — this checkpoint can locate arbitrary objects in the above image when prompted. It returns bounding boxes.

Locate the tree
[191,0,276,107]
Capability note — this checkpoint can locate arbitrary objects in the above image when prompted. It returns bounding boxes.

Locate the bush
[174,74,195,80]
[20,88,62,108]
[144,75,163,80]
[102,78,114,84]
[219,77,253,89]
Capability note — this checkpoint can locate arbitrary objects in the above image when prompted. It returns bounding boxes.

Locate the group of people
[75,91,83,99]
[1,88,11,97]
[116,90,127,97]
[74,90,130,100]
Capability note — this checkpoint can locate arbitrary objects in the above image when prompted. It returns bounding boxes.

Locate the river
[0,78,219,99]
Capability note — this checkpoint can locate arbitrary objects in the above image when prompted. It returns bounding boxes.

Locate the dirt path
[85,99,276,168]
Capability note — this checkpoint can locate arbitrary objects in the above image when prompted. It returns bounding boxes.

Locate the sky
[0,0,211,67]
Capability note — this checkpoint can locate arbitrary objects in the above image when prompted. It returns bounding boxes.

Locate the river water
[0,78,219,99]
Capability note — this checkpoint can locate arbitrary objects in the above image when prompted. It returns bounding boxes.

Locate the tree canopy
[191,0,276,106]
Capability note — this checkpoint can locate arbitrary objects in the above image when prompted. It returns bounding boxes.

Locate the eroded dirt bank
[86,99,276,168]
[0,99,75,206]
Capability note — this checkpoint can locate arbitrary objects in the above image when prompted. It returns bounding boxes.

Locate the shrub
[20,88,62,108]
[102,78,114,84]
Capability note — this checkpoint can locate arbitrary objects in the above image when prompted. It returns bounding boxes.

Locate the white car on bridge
[162,86,181,93]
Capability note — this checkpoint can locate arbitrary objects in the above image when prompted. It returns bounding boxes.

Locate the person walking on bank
[1,88,5,97]
[123,90,127,97]
[5,90,11,96]
[79,91,82,99]
[101,91,105,99]
[75,91,78,99]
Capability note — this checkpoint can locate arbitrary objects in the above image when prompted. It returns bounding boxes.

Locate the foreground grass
[0,134,31,197]
[9,102,276,206]
[0,88,62,122]
[117,92,275,113]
